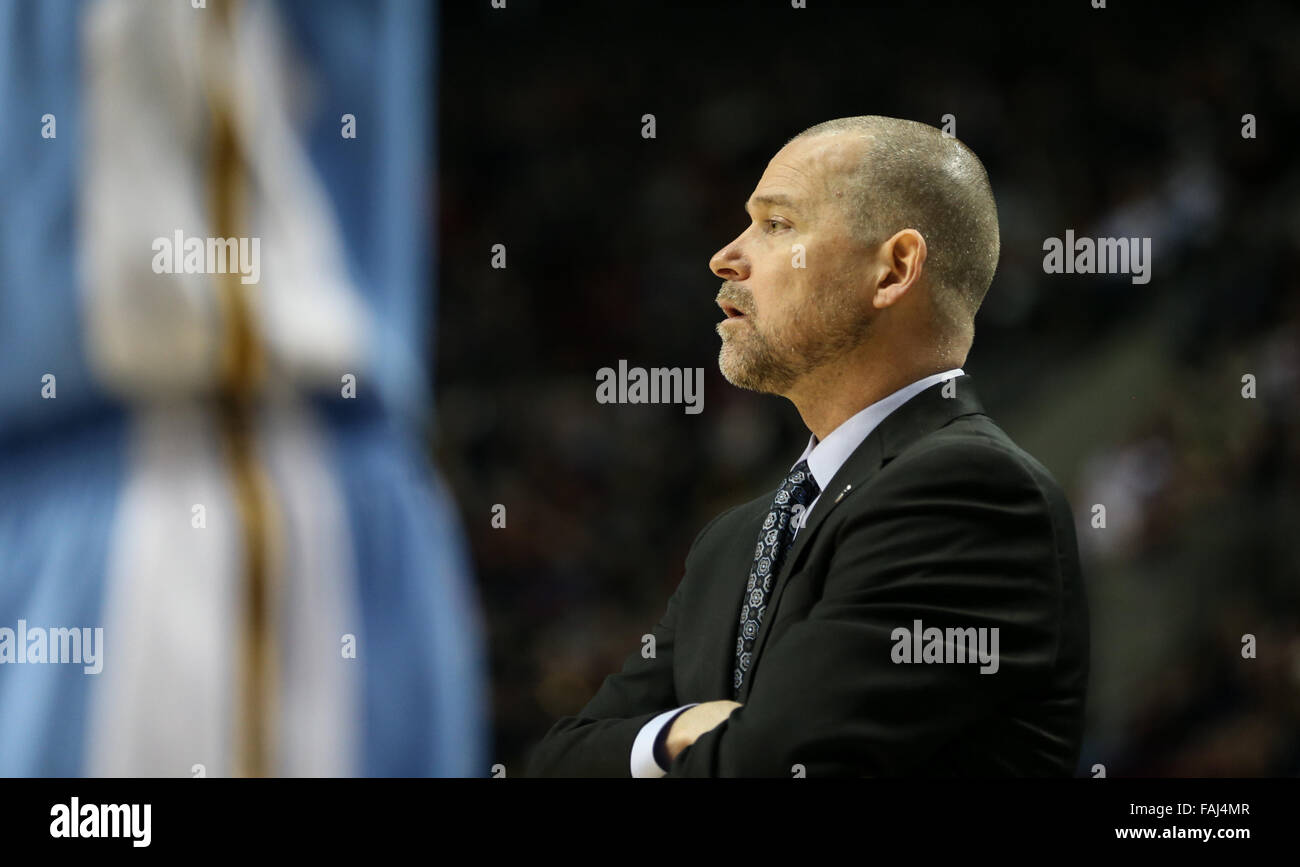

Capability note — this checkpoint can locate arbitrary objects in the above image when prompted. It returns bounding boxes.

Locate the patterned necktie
[733,459,820,698]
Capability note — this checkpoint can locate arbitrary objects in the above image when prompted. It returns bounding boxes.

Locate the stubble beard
[717,276,873,396]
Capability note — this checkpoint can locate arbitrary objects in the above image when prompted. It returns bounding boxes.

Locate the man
[527,116,1089,777]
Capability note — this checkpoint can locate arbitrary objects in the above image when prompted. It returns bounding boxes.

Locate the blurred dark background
[436,0,1300,776]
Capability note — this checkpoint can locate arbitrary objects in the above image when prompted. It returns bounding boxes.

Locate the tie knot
[775,459,820,509]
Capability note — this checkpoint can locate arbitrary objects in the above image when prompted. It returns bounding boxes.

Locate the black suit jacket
[527,375,1089,776]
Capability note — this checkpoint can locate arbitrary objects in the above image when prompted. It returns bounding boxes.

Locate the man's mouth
[718,300,748,320]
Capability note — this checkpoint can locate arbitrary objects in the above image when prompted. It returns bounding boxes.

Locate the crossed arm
[526,442,1063,777]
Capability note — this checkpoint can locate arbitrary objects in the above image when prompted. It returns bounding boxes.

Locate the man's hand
[664,700,742,764]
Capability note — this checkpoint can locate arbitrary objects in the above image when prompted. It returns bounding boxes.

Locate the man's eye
[764,219,786,233]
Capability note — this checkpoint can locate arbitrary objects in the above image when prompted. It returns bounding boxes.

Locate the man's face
[710,134,878,396]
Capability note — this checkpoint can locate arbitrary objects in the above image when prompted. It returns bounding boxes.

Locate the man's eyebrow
[745,193,802,214]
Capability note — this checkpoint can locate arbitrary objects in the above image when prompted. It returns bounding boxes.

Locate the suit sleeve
[665,440,1065,777]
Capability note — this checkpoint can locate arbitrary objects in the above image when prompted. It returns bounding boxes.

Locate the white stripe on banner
[79,0,223,398]
[87,402,241,777]
[86,398,361,776]
[80,0,364,775]
[258,391,360,777]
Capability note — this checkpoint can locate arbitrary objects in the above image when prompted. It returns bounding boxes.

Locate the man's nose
[709,238,748,281]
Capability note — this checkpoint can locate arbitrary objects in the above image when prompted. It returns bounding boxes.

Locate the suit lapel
[737,374,986,701]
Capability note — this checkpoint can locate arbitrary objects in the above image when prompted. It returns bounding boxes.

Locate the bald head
[789,116,1000,342]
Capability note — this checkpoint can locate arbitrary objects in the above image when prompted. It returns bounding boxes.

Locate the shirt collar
[793,368,965,493]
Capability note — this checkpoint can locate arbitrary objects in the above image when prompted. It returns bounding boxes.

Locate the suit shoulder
[883,414,1072,512]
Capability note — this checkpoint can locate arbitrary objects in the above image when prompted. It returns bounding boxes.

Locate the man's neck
[787,355,959,442]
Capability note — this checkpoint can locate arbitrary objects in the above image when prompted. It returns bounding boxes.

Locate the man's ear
[872,229,927,309]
